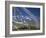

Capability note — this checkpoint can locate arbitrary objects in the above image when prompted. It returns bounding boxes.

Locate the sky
[12,7,40,19]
